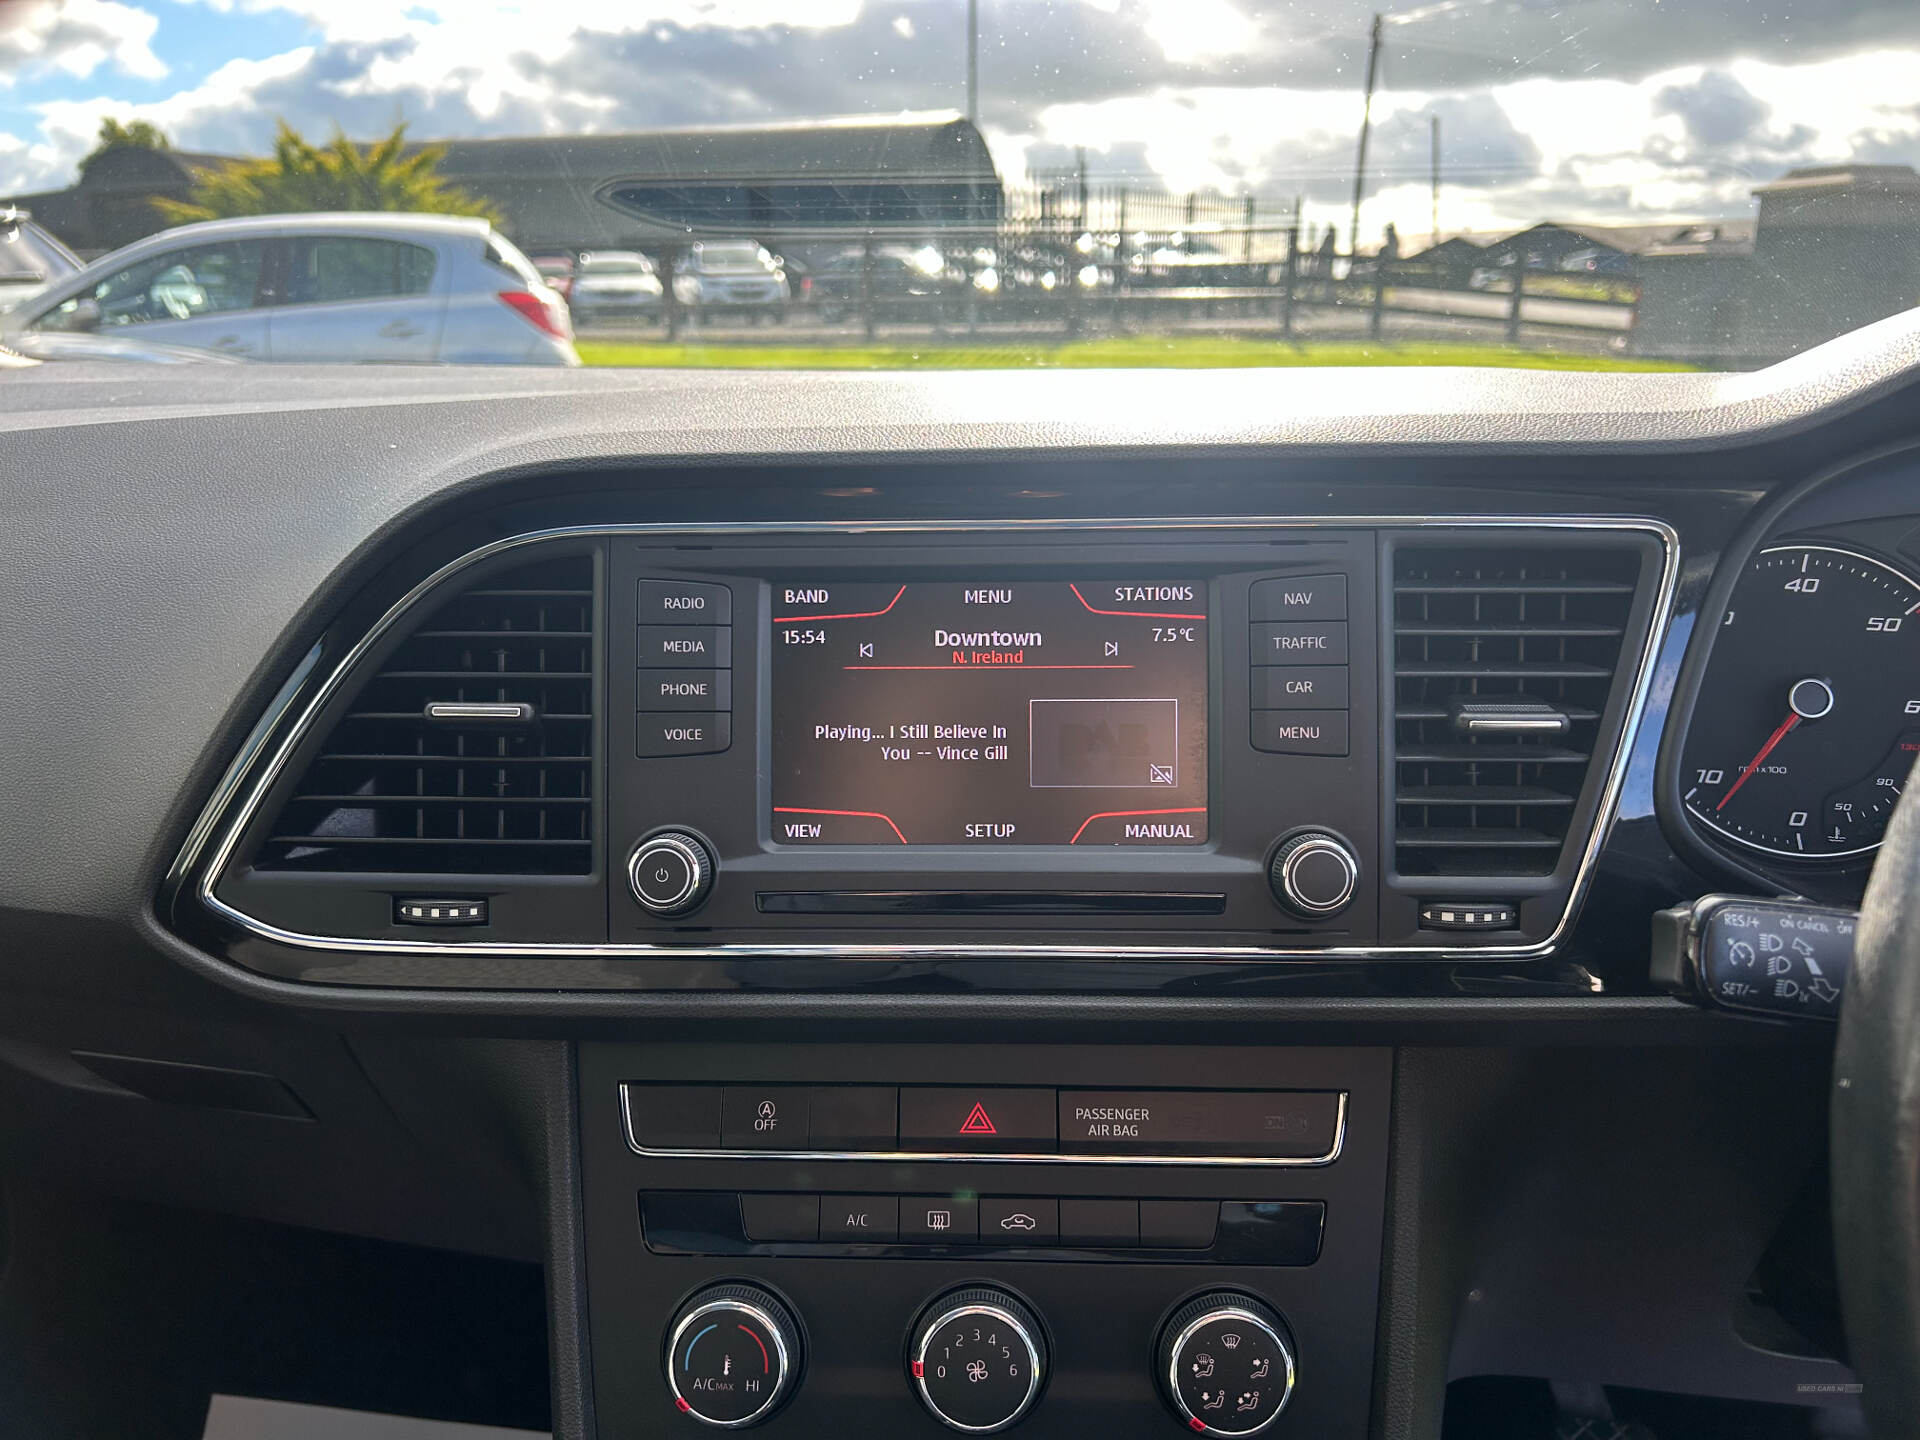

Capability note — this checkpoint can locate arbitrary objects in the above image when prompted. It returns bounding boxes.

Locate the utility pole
[1430,114,1441,247]
[1347,12,1383,260]
[967,0,979,126]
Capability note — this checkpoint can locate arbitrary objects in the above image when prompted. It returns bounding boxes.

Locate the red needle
[1716,712,1801,811]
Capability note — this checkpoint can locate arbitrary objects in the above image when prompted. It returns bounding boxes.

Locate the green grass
[575,334,1692,372]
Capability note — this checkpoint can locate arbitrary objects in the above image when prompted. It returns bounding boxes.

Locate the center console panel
[579,1042,1390,1438]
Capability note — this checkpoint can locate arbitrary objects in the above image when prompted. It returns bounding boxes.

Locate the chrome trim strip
[618,1083,1349,1166]
[423,701,535,721]
[179,514,1680,964]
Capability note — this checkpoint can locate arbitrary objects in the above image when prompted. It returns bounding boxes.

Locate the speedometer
[1681,543,1920,860]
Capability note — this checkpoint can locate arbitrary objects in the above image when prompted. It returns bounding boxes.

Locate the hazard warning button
[898,1088,1057,1153]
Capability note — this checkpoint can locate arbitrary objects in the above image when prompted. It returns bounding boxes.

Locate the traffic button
[898,1088,1056,1152]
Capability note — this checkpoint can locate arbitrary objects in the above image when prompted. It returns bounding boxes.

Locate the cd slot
[755,890,1228,917]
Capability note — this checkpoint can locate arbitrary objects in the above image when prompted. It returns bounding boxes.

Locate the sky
[1,0,1917,244]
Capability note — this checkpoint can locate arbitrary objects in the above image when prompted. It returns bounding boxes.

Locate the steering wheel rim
[1831,778,1920,1433]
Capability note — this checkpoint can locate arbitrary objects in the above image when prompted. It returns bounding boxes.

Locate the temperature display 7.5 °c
[1680,543,1920,860]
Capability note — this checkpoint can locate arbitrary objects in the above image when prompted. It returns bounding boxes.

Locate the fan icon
[966,1360,988,1384]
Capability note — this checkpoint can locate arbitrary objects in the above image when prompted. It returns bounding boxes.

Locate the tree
[156,122,497,224]
[77,117,171,178]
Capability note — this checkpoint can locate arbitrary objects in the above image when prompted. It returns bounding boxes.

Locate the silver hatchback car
[3,213,579,365]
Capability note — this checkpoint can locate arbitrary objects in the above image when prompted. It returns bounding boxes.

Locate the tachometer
[1681,543,1920,860]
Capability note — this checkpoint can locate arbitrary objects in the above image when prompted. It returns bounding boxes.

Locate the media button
[980,1198,1058,1245]
[1251,709,1349,756]
[899,1088,1056,1152]
[901,1195,979,1243]
[636,711,731,757]
[1250,665,1349,710]
[637,668,731,711]
[821,1195,898,1243]
[1250,573,1347,621]
[637,579,732,625]
[637,624,732,668]
[1251,620,1348,665]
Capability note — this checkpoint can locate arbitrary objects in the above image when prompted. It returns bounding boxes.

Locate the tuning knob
[628,831,713,916]
[908,1287,1047,1432]
[665,1282,801,1426]
[1269,830,1358,918]
[1157,1291,1296,1435]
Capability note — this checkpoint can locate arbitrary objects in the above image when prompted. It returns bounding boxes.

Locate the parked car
[670,239,789,322]
[529,254,575,298]
[568,250,664,326]
[3,213,578,365]
[809,246,948,323]
[0,207,82,314]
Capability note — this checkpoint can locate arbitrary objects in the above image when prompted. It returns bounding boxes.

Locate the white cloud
[0,0,165,86]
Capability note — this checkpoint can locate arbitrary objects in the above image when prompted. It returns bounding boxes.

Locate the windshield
[0,1,1914,372]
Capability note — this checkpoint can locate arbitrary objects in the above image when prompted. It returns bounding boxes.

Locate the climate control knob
[909,1287,1047,1432]
[665,1282,800,1427]
[1157,1291,1296,1436]
[629,831,713,916]
[1269,830,1358,918]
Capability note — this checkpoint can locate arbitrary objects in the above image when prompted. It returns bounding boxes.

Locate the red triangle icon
[957,1102,997,1136]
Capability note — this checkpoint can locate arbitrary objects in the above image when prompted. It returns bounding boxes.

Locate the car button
[636,711,730,757]
[1058,1090,1342,1157]
[821,1195,898,1242]
[1251,710,1349,756]
[1250,573,1347,621]
[898,1088,1056,1152]
[980,1198,1058,1245]
[1251,620,1348,665]
[637,579,732,625]
[1249,665,1349,710]
[637,668,731,712]
[901,1195,979,1243]
[722,1086,808,1149]
[637,624,732,668]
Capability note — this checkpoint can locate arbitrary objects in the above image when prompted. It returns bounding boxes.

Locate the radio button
[1251,710,1348,756]
[638,668,731,711]
[636,711,730,757]
[1251,620,1347,665]
[899,1088,1056,1152]
[1250,573,1346,621]
[637,624,732,668]
[637,579,732,625]
[1249,665,1348,710]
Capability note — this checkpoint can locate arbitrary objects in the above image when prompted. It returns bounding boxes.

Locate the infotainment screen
[771,580,1208,844]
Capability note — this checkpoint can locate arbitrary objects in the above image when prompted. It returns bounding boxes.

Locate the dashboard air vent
[257,554,596,875]
[1392,543,1642,878]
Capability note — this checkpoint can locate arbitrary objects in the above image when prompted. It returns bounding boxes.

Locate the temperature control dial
[1157,1291,1296,1436]
[665,1283,800,1427]
[629,831,714,916]
[1269,831,1359,918]
[909,1287,1047,1433]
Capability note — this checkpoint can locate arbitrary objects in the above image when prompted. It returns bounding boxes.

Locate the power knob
[908,1287,1047,1432]
[1269,830,1358,918]
[665,1282,801,1426]
[629,831,714,916]
[1157,1291,1296,1435]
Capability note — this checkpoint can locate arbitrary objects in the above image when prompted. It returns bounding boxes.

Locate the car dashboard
[6,326,1920,1438]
